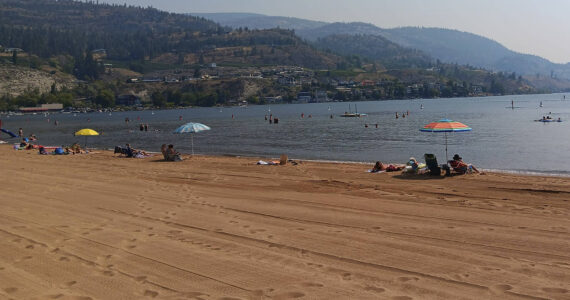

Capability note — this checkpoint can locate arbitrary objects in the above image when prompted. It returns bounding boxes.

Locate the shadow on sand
[392,173,452,180]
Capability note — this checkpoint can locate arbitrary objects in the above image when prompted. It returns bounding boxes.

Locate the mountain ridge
[195,12,570,80]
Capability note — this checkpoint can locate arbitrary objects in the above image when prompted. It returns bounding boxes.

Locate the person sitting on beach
[408,157,419,170]
[122,144,149,158]
[70,143,84,154]
[20,138,34,150]
[161,144,168,160]
[449,154,480,174]
[125,143,134,157]
[20,138,29,148]
[166,144,182,161]
[371,161,405,172]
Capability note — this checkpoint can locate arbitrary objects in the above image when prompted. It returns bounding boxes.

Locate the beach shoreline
[0,144,568,299]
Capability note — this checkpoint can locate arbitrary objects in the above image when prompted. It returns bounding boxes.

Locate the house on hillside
[264,96,283,104]
[314,90,329,102]
[116,94,141,106]
[4,47,23,53]
[296,92,312,103]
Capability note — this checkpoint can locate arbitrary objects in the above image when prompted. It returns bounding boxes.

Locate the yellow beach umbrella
[75,129,99,136]
[74,128,99,149]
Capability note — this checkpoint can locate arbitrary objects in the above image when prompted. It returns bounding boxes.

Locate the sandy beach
[0,145,568,300]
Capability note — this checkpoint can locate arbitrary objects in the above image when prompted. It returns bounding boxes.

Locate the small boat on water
[339,104,367,117]
[535,118,562,122]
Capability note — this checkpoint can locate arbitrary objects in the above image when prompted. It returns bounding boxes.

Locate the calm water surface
[2,94,569,175]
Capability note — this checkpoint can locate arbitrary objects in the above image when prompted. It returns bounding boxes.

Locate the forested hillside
[204,12,570,80]
[317,34,432,69]
[0,0,337,69]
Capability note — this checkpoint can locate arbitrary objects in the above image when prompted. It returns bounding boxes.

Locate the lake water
[2,94,569,176]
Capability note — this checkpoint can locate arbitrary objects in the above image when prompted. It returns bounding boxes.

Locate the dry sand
[0,145,568,300]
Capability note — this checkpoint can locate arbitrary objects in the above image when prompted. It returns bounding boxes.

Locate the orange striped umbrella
[420,119,472,161]
[420,119,472,132]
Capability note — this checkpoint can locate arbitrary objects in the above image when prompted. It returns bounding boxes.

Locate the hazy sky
[100,0,570,64]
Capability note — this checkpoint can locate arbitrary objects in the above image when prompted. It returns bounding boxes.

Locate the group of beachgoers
[9,127,188,162]
[540,115,561,122]
[371,153,479,175]
[161,144,182,161]
[114,143,151,158]
[12,127,87,155]
[36,143,86,155]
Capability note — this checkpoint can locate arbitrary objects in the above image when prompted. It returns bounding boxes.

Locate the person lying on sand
[371,161,405,172]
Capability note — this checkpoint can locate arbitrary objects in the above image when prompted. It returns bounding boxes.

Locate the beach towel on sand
[257,160,279,165]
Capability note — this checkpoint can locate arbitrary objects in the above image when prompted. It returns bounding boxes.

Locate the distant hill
[379,27,570,80]
[199,13,570,80]
[297,22,383,41]
[189,12,326,31]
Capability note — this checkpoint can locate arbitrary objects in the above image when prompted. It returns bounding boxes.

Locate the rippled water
[2,94,569,175]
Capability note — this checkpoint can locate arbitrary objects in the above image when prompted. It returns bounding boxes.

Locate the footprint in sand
[48,293,64,299]
[18,256,33,261]
[64,281,77,287]
[301,282,324,288]
[70,296,93,300]
[397,276,419,282]
[218,297,244,300]
[273,292,305,299]
[143,290,159,298]
[3,287,18,294]
[493,284,512,292]
[392,296,413,300]
[59,256,70,262]
[307,262,323,268]
[364,286,385,293]
[542,287,568,294]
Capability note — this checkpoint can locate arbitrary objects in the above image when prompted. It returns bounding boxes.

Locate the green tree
[95,89,115,107]
[151,91,166,107]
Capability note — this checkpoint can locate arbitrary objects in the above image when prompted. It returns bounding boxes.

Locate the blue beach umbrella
[173,122,211,155]
[420,119,472,162]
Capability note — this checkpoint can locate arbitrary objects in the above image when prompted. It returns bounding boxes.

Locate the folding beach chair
[424,153,441,176]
